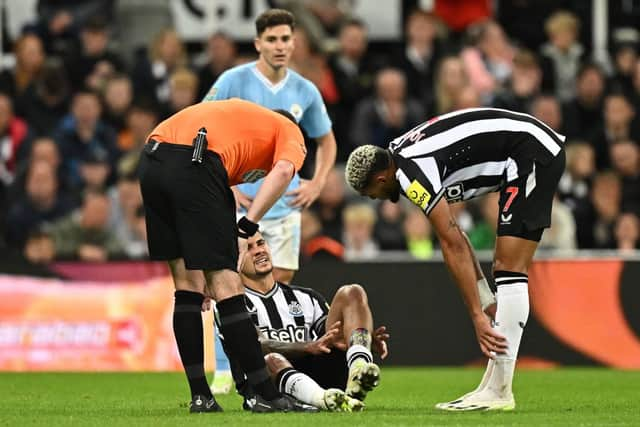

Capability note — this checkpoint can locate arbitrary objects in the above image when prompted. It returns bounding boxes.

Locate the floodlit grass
[0,367,637,426]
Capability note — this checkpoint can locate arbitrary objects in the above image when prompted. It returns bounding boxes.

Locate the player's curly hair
[345,145,391,191]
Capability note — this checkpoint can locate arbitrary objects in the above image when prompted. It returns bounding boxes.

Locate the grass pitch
[0,367,637,426]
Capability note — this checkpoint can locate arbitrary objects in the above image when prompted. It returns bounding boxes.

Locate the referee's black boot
[250,394,318,413]
[189,394,223,413]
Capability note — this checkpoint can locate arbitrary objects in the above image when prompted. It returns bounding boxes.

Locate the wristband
[238,216,259,239]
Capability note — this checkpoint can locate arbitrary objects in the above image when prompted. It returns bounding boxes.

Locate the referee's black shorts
[138,141,238,271]
[497,148,566,242]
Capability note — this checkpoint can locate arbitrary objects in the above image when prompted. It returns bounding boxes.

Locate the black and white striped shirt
[388,108,565,215]
[216,282,329,343]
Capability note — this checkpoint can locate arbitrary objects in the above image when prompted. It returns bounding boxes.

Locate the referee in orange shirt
[138,98,312,413]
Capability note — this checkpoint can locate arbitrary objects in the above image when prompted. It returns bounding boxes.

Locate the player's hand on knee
[373,326,390,360]
[286,178,321,208]
[231,186,253,212]
[326,320,347,350]
[473,315,508,359]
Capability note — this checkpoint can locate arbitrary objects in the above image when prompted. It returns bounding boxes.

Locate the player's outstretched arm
[259,338,313,359]
[245,160,295,223]
[428,198,507,358]
[460,231,485,282]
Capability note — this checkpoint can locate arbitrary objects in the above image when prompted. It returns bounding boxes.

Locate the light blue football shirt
[203,61,332,219]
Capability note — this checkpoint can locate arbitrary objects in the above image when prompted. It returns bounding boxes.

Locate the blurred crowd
[1,0,640,264]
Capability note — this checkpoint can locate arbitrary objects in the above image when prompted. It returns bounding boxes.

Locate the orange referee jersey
[148,98,306,186]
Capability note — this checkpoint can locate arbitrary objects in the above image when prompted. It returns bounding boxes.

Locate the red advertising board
[0,275,183,371]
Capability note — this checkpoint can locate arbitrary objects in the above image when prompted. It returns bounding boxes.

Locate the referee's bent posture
[139,98,311,413]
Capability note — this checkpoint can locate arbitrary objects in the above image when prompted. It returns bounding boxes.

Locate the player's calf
[344,327,380,401]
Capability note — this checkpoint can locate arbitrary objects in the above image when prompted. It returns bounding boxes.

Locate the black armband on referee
[238,216,259,239]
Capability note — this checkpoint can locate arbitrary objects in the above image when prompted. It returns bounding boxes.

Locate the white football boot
[440,359,516,411]
[322,388,365,412]
[345,359,380,401]
[435,359,495,410]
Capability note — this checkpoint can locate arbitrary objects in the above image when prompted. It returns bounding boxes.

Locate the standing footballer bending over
[345,107,566,411]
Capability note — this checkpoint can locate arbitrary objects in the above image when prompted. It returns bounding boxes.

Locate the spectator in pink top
[460,20,514,104]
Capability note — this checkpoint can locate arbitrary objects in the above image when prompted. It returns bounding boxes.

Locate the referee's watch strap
[238,216,259,239]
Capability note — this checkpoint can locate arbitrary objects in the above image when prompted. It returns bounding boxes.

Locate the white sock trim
[346,344,372,368]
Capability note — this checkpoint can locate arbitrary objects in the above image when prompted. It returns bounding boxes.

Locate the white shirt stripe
[442,160,509,186]
[462,185,502,199]
[413,157,442,192]
[525,163,537,198]
[399,118,563,158]
[396,168,411,191]
[428,107,565,141]
[506,157,519,182]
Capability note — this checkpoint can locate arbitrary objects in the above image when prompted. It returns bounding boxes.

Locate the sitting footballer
[214,231,389,412]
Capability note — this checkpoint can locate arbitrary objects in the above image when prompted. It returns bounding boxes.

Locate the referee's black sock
[217,294,279,400]
[173,290,212,399]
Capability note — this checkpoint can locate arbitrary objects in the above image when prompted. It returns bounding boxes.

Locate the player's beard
[266,53,289,72]
[254,262,274,277]
[389,183,401,203]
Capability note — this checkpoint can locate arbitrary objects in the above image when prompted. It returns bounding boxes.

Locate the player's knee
[337,284,368,305]
[169,260,206,292]
[208,269,244,300]
[492,258,528,275]
[264,352,292,376]
[173,276,206,293]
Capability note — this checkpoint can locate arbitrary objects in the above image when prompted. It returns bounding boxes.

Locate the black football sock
[217,294,279,400]
[173,290,212,399]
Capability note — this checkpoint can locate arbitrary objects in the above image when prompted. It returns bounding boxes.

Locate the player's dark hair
[273,109,297,124]
[255,9,295,36]
[366,148,392,183]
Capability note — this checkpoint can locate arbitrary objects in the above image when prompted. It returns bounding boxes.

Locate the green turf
[0,367,637,426]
